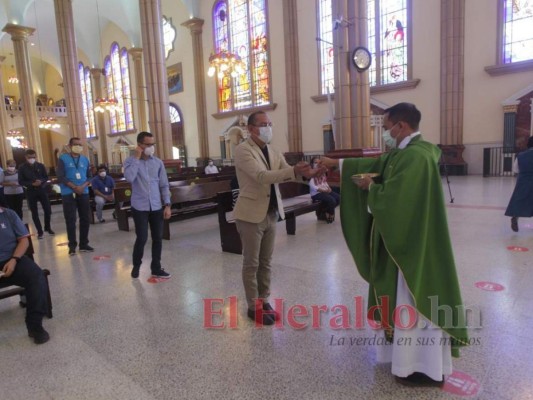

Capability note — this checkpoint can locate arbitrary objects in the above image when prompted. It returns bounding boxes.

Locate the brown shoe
[511,217,519,232]
[395,373,444,388]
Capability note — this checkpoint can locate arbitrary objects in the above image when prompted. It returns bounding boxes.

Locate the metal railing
[483,147,516,177]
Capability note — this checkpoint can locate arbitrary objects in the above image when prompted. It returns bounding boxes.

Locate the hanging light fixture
[207,50,245,79]
[8,65,18,83]
[38,116,60,129]
[93,0,119,113]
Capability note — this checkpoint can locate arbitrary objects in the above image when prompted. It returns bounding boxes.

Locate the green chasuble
[340,136,468,356]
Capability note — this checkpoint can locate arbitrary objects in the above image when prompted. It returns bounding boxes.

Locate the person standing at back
[18,149,55,239]
[123,131,171,280]
[57,138,93,256]
[1,159,25,219]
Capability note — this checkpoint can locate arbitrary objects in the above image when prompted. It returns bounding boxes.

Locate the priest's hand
[318,156,339,169]
[356,176,373,191]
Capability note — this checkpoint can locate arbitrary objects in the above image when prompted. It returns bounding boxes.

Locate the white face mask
[382,123,399,149]
[99,171,106,178]
[208,161,213,166]
[7,166,15,172]
[71,145,83,154]
[144,146,155,157]
[258,126,273,144]
[28,158,36,165]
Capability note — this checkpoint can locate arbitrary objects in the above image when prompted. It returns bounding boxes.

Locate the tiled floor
[1,176,533,399]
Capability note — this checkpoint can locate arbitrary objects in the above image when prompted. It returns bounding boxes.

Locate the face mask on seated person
[99,171,106,178]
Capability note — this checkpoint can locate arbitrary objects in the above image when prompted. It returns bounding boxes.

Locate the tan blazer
[234,138,298,223]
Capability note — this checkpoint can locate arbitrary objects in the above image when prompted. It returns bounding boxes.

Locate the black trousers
[312,192,341,215]
[61,194,91,249]
[5,193,25,220]
[0,256,48,331]
[131,207,164,273]
[26,189,52,235]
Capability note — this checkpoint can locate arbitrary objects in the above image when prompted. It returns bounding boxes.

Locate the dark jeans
[26,189,52,234]
[62,193,91,249]
[5,193,24,220]
[312,192,341,215]
[131,207,164,273]
[0,256,48,331]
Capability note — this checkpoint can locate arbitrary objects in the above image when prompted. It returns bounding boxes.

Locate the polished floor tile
[1,176,532,399]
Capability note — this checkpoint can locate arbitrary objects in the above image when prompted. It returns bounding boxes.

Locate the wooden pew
[162,179,232,240]
[216,182,322,254]
[0,224,53,318]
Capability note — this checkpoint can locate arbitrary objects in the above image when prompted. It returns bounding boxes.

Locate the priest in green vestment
[321,103,468,386]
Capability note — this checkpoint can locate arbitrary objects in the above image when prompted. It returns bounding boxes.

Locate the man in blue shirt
[0,207,50,344]
[91,164,115,223]
[124,132,171,279]
[57,137,93,256]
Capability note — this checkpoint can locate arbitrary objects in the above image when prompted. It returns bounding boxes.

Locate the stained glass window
[105,43,134,133]
[212,0,271,113]
[79,63,96,138]
[370,0,409,85]
[162,16,176,60]
[169,105,181,123]
[317,0,334,95]
[503,0,533,63]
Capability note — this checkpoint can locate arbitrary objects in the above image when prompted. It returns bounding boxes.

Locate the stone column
[2,24,42,161]
[0,56,12,165]
[90,68,109,163]
[54,0,86,140]
[128,48,148,132]
[332,0,351,149]
[182,18,209,159]
[347,0,371,148]
[282,0,302,153]
[440,0,465,145]
[139,0,172,160]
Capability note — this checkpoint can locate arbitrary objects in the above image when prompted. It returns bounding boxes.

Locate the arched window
[79,62,96,138]
[317,0,411,89]
[317,0,334,95]
[212,0,271,113]
[501,0,533,63]
[368,0,410,86]
[104,42,134,133]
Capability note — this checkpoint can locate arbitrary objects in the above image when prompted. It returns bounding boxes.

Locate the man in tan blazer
[234,111,322,325]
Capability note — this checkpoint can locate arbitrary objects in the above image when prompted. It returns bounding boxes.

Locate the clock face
[352,47,371,72]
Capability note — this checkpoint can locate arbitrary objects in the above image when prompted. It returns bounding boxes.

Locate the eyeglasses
[253,122,273,127]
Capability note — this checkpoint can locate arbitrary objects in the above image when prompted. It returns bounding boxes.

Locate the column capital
[90,67,104,78]
[181,17,204,34]
[128,47,143,60]
[2,23,35,41]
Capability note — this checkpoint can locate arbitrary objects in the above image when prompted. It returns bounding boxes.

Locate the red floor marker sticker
[93,255,111,261]
[443,370,480,396]
[147,277,170,284]
[56,242,69,247]
[475,281,505,291]
[506,246,529,252]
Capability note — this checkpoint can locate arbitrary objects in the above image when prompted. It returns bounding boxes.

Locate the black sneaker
[99,219,106,223]
[79,245,95,252]
[46,229,55,235]
[68,248,76,256]
[511,217,519,232]
[247,308,275,326]
[28,327,50,344]
[151,268,171,279]
[37,233,44,240]
[131,266,140,279]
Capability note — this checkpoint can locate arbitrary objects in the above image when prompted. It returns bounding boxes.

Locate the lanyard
[71,154,81,171]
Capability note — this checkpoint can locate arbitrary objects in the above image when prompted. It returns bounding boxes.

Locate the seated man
[204,159,219,175]
[91,164,115,223]
[0,207,50,344]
